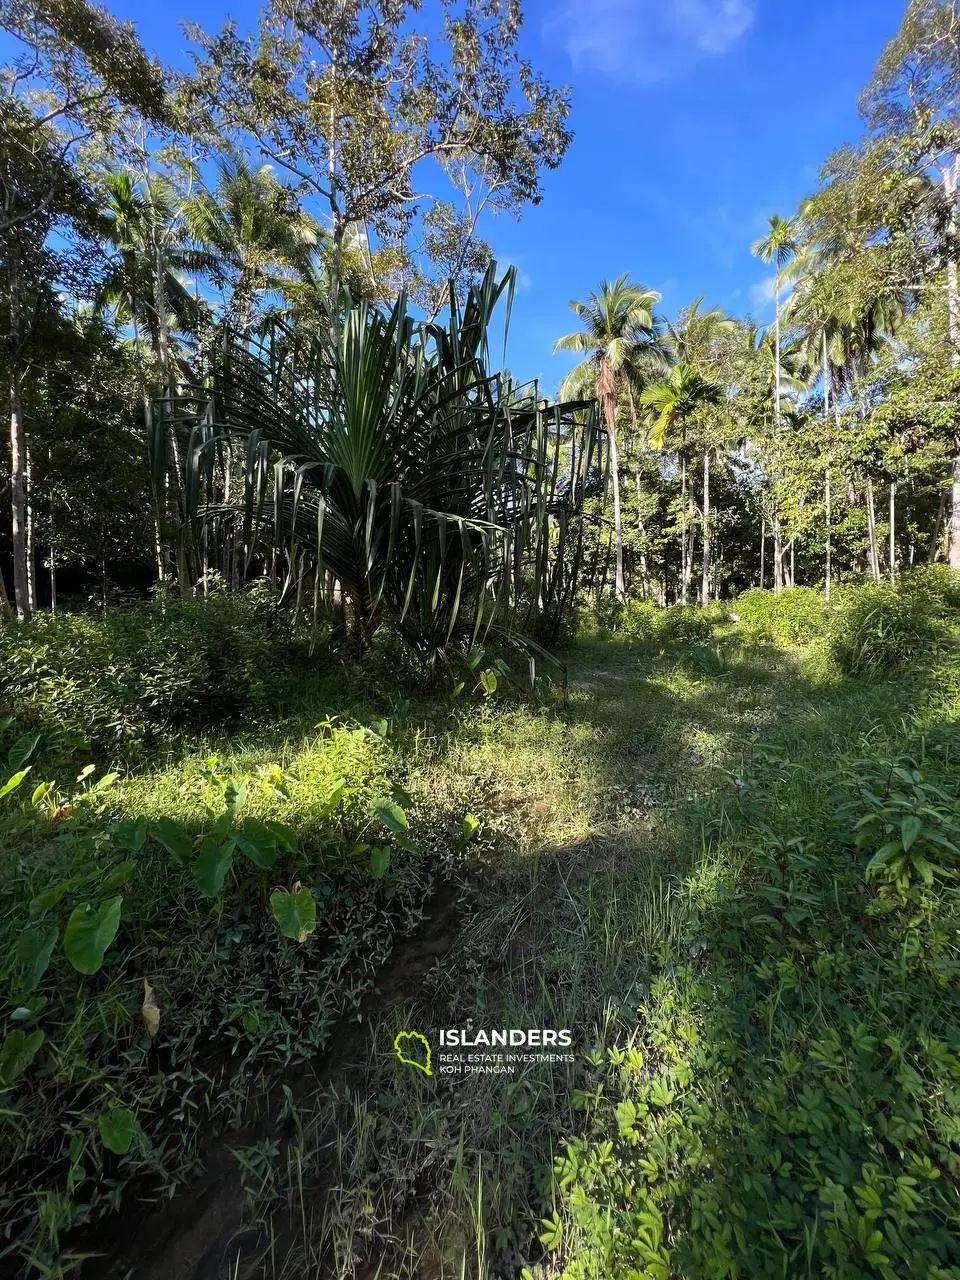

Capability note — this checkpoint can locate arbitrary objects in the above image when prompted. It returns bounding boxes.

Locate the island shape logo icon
[394,1030,432,1075]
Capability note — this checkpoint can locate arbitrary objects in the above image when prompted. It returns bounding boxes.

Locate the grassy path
[13,623,959,1280]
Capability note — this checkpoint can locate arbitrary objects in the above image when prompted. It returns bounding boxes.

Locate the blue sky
[27,0,910,389]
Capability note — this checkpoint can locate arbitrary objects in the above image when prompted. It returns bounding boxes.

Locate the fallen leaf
[141,980,160,1038]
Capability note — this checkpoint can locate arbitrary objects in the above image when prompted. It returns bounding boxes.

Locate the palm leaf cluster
[153,266,605,663]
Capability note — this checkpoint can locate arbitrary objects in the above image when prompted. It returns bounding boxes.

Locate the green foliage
[588,599,717,646]
[829,583,944,677]
[735,586,828,643]
[0,591,307,757]
[545,682,960,1280]
[896,565,960,613]
[62,897,122,974]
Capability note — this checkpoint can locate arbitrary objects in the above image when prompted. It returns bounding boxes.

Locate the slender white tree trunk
[825,468,832,603]
[866,479,881,583]
[701,447,711,606]
[889,482,896,584]
[760,518,765,588]
[944,157,960,566]
[25,439,35,612]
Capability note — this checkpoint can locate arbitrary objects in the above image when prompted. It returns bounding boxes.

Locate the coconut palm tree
[752,214,798,434]
[641,364,722,604]
[554,275,666,601]
[100,170,212,376]
[184,153,325,330]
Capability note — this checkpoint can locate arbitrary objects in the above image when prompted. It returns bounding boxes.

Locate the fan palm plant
[554,275,666,601]
[159,265,603,662]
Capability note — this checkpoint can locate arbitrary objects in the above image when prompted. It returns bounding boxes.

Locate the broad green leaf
[236,836,277,870]
[369,847,391,878]
[0,1029,44,1085]
[99,1107,135,1155]
[31,781,54,807]
[270,883,317,942]
[63,898,122,974]
[195,838,235,898]
[901,816,923,851]
[372,798,407,836]
[149,818,191,861]
[7,733,40,771]
[76,764,96,783]
[117,818,148,851]
[462,813,480,842]
[16,924,58,993]
[0,768,30,801]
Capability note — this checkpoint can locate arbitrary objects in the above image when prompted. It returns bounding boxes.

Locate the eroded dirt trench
[87,881,464,1280]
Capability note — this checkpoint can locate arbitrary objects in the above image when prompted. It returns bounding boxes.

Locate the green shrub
[895,564,960,613]
[735,586,827,644]
[0,589,311,758]
[828,584,942,677]
[586,599,717,645]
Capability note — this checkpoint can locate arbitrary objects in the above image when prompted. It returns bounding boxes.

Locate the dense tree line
[558,0,960,608]
[3,0,960,634]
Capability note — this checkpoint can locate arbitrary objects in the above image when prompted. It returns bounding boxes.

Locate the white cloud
[749,275,776,310]
[543,0,755,83]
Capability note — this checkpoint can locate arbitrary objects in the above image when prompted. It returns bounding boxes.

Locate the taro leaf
[901,816,923,852]
[16,923,59,993]
[369,847,391,878]
[149,817,191,862]
[29,881,71,916]
[461,813,480,842]
[195,838,234,899]
[237,817,281,868]
[7,733,40,771]
[98,1106,135,1155]
[116,818,148,852]
[372,799,407,836]
[236,836,277,870]
[63,898,122,974]
[141,980,160,1038]
[0,1029,44,1085]
[269,883,317,942]
[0,768,30,801]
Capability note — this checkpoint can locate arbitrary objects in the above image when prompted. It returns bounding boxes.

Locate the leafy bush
[735,586,828,644]
[895,564,960,614]
[0,589,310,758]
[828,584,943,677]
[586,599,716,645]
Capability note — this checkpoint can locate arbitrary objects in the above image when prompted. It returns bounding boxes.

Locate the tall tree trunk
[8,244,30,622]
[866,479,881,583]
[889,482,896,584]
[24,438,35,612]
[930,487,948,563]
[634,471,650,601]
[760,518,765,589]
[773,519,784,594]
[680,453,688,604]
[823,331,832,602]
[945,156,960,567]
[701,447,711,606]
[598,360,626,603]
[825,468,832,603]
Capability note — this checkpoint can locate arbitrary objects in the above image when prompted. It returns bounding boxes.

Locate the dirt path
[85,883,464,1280]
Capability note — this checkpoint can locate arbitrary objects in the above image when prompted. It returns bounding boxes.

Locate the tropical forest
[3,0,960,1276]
